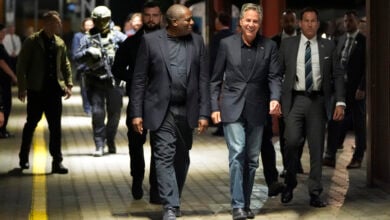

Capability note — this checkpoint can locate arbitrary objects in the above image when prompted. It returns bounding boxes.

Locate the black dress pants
[0,77,11,133]
[284,94,326,196]
[150,108,192,208]
[260,115,278,186]
[19,89,63,163]
[126,104,159,200]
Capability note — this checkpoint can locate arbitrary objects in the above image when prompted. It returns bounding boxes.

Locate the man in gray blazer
[211,3,282,219]
[279,7,345,208]
[130,4,209,220]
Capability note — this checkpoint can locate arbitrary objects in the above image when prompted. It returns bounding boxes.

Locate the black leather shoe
[132,179,143,200]
[19,161,30,169]
[245,207,254,219]
[322,157,336,168]
[347,159,362,169]
[175,207,182,217]
[107,141,116,154]
[281,187,293,204]
[108,147,116,154]
[52,162,68,174]
[232,208,247,220]
[268,182,285,197]
[163,207,176,220]
[310,195,327,208]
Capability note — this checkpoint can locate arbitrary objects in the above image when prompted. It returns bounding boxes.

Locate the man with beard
[112,1,162,203]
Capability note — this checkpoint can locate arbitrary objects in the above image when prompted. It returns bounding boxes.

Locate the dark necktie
[341,36,353,68]
[305,41,313,92]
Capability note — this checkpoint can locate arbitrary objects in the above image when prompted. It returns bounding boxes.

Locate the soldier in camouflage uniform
[75,6,127,156]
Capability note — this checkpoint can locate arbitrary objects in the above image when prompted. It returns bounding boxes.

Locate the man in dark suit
[211,3,282,219]
[323,10,366,169]
[112,1,162,203]
[130,4,209,220]
[271,10,299,48]
[279,7,345,208]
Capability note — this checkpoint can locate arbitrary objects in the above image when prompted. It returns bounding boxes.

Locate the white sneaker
[93,147,103,157]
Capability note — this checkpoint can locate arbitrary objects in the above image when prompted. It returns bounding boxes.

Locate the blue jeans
[223,119,264,208]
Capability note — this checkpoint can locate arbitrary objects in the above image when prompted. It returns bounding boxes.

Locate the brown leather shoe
[347,159,362,169]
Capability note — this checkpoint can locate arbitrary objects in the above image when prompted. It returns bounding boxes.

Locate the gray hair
[240,3,263,21]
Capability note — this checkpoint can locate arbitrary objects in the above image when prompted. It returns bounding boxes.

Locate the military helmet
[91,6,111,33]
[91,6,111,20]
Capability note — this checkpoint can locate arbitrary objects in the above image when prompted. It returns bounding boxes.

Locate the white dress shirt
[3,34,22,56]
[295,35,321,91]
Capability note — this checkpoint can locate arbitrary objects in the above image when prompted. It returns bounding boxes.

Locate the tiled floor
[1,87,389,220]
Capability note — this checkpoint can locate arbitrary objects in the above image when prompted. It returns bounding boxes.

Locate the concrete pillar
[366,0,390,192]
[261,0,285,37]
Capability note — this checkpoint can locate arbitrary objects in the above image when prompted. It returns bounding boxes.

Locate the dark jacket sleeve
[267,39,282,101]
[129,36,149,118]
[112,35,140,82]
[112,32,144,97]
[196,34,210,118]
[210,38,228,112]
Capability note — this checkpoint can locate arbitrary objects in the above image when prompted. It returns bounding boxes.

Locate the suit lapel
[247,36,264,81]
[317,37,326,77]
[186,35,193,75]
[158,29,173,78]
[291,36,300,80]
[338,35,347,55]
[348,33,360,61]
[233,34,242,73]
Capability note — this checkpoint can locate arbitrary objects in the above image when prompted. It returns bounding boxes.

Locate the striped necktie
[305,41,313,93]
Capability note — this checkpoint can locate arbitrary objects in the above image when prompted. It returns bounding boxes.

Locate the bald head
[165,4,194,37]
[166,4,187,26]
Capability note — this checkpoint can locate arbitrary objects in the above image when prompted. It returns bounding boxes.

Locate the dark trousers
[150,109,192,208]
[126,105,159,200]
[86,79,123,149]
[279,116,304,171]
[284,94,326,196]
[326,99,366,160]
[0,78,11,132]
[260,115,278,186]
[19,90,63,163]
